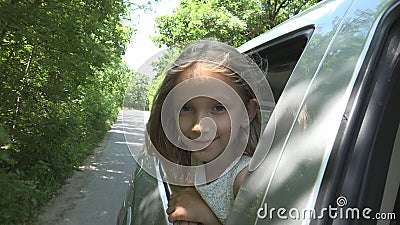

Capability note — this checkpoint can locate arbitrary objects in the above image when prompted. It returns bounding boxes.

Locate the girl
[146,40,268,225]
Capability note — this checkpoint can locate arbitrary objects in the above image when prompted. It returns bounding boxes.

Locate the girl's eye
[180,105,192,112]
[212,104,226,112]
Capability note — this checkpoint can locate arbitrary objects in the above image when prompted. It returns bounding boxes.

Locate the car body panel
[232,0,399,224]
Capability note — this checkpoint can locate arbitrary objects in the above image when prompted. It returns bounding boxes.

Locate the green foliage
[148,0,320,109]
[152,0,320,48]
[146,47,182,109]
[148,73,166,110]
[151,47,182,78]
[124,72,152,111]
[0,169,41,225]
[0,125,10,147]
[0,0,133,224]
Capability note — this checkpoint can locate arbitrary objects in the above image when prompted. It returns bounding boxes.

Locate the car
[117,0,400,224]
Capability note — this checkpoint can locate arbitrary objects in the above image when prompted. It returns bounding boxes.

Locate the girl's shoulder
[232,155,251,175]
[195,155,252,224]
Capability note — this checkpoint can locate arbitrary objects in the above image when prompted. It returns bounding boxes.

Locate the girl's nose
[192,113,210,133]
[192,123,202,133]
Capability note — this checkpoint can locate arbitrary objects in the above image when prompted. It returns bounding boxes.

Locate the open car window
[246,28,314,102]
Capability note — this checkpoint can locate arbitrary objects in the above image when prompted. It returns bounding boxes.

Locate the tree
[147,0,321,110]
[124,72,153,111]
[152,0,320,48]
[0,0,133,224]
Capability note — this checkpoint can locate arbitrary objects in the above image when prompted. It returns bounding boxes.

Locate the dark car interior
[245,27,314,103]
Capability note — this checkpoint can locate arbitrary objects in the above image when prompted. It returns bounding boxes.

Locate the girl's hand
[166,187,222,225]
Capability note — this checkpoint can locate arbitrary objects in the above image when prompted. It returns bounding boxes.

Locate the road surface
[37,110,149,225]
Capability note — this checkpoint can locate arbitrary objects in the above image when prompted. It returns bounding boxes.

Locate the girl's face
[175,68,257,163]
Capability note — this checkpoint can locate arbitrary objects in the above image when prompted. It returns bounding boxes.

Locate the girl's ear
[246,99,259,123]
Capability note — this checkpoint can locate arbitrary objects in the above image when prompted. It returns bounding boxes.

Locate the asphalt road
[37,110,149,225]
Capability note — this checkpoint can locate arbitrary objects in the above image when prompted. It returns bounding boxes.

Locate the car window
[246,27,314,102]
[229,27,314,224]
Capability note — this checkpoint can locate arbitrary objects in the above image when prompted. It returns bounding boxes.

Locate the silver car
[118,0,400,224]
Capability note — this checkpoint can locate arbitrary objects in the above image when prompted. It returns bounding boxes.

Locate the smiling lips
[193,138,216,147]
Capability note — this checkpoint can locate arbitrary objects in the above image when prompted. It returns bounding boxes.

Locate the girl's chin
[192,152,213,163]
[192,150,222,164]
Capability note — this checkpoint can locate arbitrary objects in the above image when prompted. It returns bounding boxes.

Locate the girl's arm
[166,187,222,225]
[233,166,249,198]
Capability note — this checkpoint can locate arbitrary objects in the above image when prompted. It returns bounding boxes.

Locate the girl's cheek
[178,117,191,132]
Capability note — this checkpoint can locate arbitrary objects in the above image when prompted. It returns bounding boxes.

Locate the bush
[0,0,132,223]
[0,169,41,225]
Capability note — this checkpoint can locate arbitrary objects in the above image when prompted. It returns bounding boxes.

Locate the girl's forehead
[173,69,245,103]
[176,68,235,87]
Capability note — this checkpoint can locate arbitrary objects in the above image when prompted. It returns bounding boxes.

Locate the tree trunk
[10,45,35,141]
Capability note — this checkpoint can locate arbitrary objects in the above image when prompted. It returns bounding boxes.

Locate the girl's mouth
[193,138,216,147]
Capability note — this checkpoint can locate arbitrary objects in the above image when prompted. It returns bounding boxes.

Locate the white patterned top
[195,156,251,224]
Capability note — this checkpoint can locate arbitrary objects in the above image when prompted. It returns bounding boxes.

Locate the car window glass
[229,27,314,224]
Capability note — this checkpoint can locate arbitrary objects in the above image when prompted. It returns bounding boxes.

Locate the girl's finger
[166,206,175,215]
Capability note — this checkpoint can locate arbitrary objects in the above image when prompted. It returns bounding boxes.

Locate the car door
[229,0,399,224]
[314,3,400,225]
